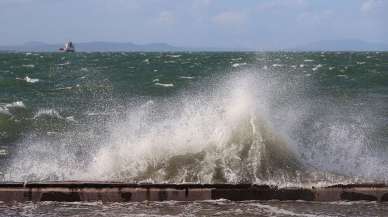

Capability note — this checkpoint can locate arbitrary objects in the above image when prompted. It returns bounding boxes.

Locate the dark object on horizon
[59,41,75,52]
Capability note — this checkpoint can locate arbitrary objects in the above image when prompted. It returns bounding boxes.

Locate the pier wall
[0,182,387,202]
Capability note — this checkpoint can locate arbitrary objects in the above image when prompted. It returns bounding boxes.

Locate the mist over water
[1,52,387,185]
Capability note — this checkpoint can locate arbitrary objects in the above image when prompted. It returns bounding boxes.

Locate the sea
[0,51,387,216]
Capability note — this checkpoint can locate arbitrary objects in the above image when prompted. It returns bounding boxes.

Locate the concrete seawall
[0,182,388,202]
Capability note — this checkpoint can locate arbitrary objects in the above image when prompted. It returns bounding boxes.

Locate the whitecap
[22,64,35,68]
[167,54,181,58]
[0,149,8,156]
[6,101,26,108]
[154,82,174,87]
[34,109,63,119]
[66,116,78,123]
[250,203,319,217]
[329,67,335,70]
[55,86,73,90]
[299,64,305,68]
[312,64,322,71]
[232,63,247,68]
[0,107,12,117]
[178,76,194,79]
[304,59,314,62]
[337,74,349,79]
[272,64,282,67]
[24,76,39,83]
[57,61,70,66]
[152,78,160,82]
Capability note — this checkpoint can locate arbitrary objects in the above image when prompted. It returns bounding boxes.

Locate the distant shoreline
[1,39,388,52]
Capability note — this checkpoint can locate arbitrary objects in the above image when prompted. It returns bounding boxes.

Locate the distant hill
[0,41,184,52]
[292,39,388,51]
[2,39,387,52]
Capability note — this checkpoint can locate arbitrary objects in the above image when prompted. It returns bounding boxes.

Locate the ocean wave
[154,82,174,87]
[6,101,25,109]
[0,107,12,117]
[250,203,321,217]
[0,101,26,117]
[232,63,247,68]
[33,109,63,120]
[21,64,35,68]
[3,61,386,185]
[16,76,40,83]
[312,64,323,71]
[178,76,194,79]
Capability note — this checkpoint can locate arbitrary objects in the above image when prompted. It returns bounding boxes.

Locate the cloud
[155,11,176,26]
[257,0,306,11]
[297,10,333,25]
[192,0,213,8]
[212,11,246,27]
[361,0,384,15]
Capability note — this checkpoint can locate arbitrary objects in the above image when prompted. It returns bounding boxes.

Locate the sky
[0,0,387,49]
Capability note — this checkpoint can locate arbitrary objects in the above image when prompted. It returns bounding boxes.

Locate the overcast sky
[0,0,387,49]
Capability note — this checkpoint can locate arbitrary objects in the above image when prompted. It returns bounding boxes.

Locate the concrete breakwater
[0,182,388,202]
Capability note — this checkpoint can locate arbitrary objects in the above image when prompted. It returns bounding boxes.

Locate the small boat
[59,41,75,52]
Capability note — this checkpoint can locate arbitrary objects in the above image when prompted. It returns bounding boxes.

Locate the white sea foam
[33,109,63,119]
[336,74,348,79]
[167,54,181,58]
[22,64,35,68]
[66,116,78,123]
[6,101,25,108]
[0,101,25,117]
[232,63,247,68]
[154,82,174,87]
[0,107,12,116]
[4,68,385,184]
[250,203,322,217]
[24,76,39,83]
[57,61,70,66]
[312,64,322,71]
[178,76,194,79]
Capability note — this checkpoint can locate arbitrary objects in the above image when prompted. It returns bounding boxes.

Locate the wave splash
[4,70,384,185]
[89,74,304,183]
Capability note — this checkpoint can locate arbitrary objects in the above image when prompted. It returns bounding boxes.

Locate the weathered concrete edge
[1,182,388,202]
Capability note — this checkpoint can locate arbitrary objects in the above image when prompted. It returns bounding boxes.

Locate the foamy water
[0,52,387,186]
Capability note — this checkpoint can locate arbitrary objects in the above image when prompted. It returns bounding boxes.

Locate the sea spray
[2,52,387,185]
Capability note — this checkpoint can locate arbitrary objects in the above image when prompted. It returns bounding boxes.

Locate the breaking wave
[3,69,385,185]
